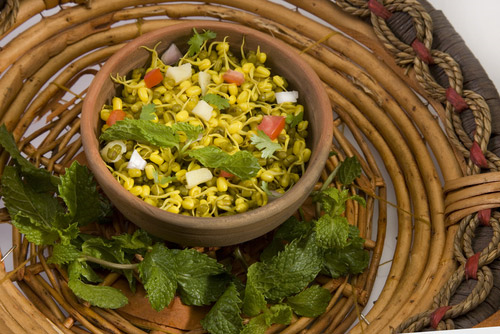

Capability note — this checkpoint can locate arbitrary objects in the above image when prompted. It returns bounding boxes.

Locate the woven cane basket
[1,1,499,333]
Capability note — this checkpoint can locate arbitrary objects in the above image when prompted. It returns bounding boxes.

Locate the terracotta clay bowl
[81,21,332,246]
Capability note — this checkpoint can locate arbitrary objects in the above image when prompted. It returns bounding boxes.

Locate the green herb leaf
[286,285,331,317]
[285,112,303,129]
[100,119,179,148]
[171,122,204,142]
[315,214,350,249]
[68,260,103,283]
[11,212,61,246]
[247,233,323,301]
[323,244,370,278]
[337,156,361,186]
[48,244,81,264]
[111,229,153,253]
[68,279,128,309]
[139,103,157,121]
[188,146,260,180]
[242,304,292,334]
[59,161,106,226]
[137,243,177,311]
[201,283,243,334]
[251,131,282,159]
[173,248,230,306]
[188,28,217,56]
[202,93,230,110]
[242,276,267,317]
[0,125,59,192]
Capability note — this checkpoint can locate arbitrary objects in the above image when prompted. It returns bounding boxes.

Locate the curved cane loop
[0,0,19,35]
[335,0,500,331]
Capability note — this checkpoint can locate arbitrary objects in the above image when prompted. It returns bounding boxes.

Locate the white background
[1,1,500,333]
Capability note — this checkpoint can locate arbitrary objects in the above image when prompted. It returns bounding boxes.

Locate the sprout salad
[98,29,311,217]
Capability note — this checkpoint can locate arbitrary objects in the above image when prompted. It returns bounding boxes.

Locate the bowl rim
[81,20,333,233]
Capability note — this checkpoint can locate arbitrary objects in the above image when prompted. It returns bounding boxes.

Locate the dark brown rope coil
[335,0,500,331]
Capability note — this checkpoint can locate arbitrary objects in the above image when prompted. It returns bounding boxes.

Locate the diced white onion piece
[100,140,126,163]
[161,43,182,65]
[198,71,211,95]
[185,168,213,189]
[275,91,299,104]
[191,100,213,122]
[166,63,192,84]
[127,150,147,170]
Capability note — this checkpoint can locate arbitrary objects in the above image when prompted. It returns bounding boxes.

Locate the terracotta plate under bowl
[81,21,333,247]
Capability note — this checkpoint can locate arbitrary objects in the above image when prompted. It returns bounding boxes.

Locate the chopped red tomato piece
[219,170,234,178]
[106,109,126,126]
[258,115,286,140]
[144,68,164,88]
[222,69,244,86]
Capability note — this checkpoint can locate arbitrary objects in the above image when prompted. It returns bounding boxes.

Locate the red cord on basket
[465,252,481,280]
[368,0,392,19]
[412,39,434,64]
[430,306,452,329]
[446,86,468,112]
[469,141,489,168]
[478,209,491,226]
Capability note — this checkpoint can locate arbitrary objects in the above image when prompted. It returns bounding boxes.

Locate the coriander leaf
[315,214,350,249]
[68,279,128,309]
[247,233,323,301]
[59,161,105,226]
[152,169,176,185]
[251,130,282,159]
[139,103,157,121]
[137,243,177,311]
[337,156,361,186]
[188,146,260,180]
[48,244,81,264]
[286,285,331,317]
[285,111,303,129]
[173,248,230,306]
[201,283,243,334]
[202,93,230,110]
[100,119,179,148]
[171,122,204,142]
[323,244,370,278]
[68,260,103,283]
[188,28,216,56]
[0,124,59,192]
[242,276,267,317]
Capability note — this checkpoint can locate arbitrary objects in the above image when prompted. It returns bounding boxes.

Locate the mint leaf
[201,283,243,334]
[188,146,260,180]
[241,316,267,334]
[68,260,103,283]
[137,243,177,311]
[242,276,267,317]
[242,304,292,334]
[59,161,105,226]
[286,285,331,317]
[100,119,179,148]
[48,244,81,264]
[0,124,59,192]
[111,229,152,253]
[171,122,203,142]
[251,131,282,159]
[323,244,370,278]
[68,279,128,309]
[315,215,350,249]
[187,28,217,56]
[11,212,61,245]
[247,233,323,301]
[139,103,157,121]
[337,156,361,186]
[202,94,230,110]
[173,248,229,306]
[285,111,303,129]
